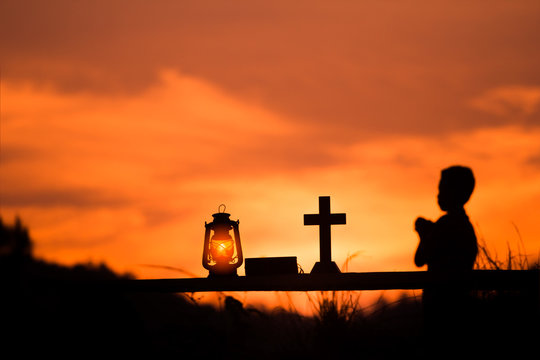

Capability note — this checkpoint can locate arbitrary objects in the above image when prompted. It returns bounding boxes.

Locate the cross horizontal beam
[44,270,539,294]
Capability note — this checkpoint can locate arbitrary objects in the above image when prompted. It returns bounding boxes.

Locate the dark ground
[1,218,538,359]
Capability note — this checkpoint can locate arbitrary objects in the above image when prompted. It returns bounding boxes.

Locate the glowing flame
[210,238,234,262]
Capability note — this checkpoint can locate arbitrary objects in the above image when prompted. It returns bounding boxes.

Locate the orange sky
[1,1,540,312]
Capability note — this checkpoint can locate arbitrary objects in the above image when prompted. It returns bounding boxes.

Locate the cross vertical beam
[304,196,346,274]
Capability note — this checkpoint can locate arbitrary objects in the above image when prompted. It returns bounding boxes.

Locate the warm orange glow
[210,238,234,262]
[1,1,539,314]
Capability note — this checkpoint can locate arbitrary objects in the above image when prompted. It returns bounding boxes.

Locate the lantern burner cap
[212,211,231,222]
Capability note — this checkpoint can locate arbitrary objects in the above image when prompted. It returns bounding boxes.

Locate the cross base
[311,261,341,274]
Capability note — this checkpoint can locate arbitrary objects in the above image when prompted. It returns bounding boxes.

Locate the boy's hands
[415,217,434,237]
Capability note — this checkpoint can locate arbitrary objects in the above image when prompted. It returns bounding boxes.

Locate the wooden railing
[59,270,539,297]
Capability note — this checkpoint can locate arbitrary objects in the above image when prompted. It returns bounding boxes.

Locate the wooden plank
[83,270,539,293]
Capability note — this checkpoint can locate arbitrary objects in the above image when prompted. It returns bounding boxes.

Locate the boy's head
[437,165,475,211]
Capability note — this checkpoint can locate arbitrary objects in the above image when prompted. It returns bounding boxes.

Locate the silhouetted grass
[298,253,425,358]
[475,223,538,270]
[307,253,364,323]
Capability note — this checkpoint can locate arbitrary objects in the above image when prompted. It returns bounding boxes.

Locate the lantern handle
[232,220,243,267]
[202,224,212,271]
[218,204,226,213]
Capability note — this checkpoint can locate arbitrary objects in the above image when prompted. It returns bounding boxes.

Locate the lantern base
[207,269,238,278]
[311,261,341,274]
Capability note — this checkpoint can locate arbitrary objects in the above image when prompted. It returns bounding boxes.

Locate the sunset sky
[1,1,540,311]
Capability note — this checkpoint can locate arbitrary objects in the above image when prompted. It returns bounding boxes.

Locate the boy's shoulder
[435,210,471,226]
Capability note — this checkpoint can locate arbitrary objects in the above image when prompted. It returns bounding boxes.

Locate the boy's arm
[414,217,435,267]
[414,239,427,267]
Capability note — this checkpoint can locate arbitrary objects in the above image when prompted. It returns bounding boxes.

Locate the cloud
[470,86,540,117]
[0,145,41,164]
[526,153,540,168]
[2,0,540,138]
[1,187,130,208]
[1,70,345,194]
[1,69,338,235]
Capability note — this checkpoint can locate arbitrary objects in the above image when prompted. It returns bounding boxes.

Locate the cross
[304,196,346,274]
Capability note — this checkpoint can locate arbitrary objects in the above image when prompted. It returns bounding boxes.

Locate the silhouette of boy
[414,165,478,355]
[414,165,478,272]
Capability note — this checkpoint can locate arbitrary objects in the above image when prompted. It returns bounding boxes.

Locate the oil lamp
[202,204,243,277]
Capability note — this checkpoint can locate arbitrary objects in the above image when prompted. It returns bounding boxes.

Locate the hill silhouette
[1,217,538,359]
